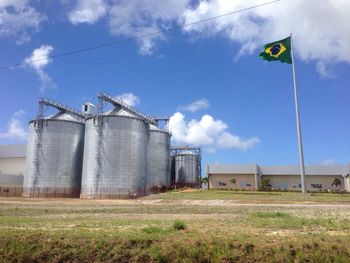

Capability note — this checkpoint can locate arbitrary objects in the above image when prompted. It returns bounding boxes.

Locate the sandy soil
[1,197,350,208]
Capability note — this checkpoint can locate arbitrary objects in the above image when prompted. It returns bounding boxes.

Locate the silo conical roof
[149,124,162,131]
[116,108,140,118]
[46,112,83,122]
[103,108,141,119]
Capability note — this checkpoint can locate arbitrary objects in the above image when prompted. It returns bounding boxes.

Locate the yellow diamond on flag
[265,43,287,58]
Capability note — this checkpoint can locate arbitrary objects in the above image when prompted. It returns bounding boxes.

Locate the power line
[0,0,280,71]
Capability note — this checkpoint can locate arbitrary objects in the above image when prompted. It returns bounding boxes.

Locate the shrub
[229,178,236,184]
[332,177,342,188]
[173,220,186,231]
[261,179,271,191]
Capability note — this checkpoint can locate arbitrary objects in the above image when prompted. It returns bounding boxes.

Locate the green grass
[141,226,169,235]
[248,211,338,229]
[0,196,349,262]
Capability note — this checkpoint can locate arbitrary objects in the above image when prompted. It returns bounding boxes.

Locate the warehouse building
[207,164,259,190]
[207,164,350,192]
[0,144,26,195]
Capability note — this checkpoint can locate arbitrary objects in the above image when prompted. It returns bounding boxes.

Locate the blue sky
[0,0,349,167]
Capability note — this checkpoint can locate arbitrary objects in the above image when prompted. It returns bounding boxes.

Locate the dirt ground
[1,196,350,207]
[1,193,350,262]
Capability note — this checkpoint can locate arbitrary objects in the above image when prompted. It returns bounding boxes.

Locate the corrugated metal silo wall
[146,130,171,192]
[80,117,98,197]
[174,154,199,187]
[23,120,85,197]
[81,115,149,198]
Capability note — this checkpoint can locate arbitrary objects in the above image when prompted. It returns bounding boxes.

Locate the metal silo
[171,147,201,188]
[23,99,85,198]
[146,125,171,192]
[80,93,154,198]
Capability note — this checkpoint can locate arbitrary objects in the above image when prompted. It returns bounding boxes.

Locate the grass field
[0,190,350,262]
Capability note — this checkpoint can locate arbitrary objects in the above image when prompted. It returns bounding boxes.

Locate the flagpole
[290,33,307,194]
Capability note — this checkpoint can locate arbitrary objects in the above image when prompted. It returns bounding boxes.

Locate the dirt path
[1,197,350,208]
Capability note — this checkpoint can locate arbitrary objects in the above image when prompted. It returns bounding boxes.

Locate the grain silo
[146,124,171,192]
[80,93,155,198]
[23,99,85,197]
[171,147,201,188]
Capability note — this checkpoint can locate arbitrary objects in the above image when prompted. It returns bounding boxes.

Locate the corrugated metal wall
[23,120,85,197]
[81,115,149,198]
[146,129,171,192]
[174,153,199,187]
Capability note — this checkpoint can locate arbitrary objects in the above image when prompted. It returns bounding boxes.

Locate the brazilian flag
[259,37,292,64]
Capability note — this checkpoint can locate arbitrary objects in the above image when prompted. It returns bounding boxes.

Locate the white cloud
[64,0,350,73]
[206,148,216,153]
[181,0,350,77]
[68,0,107,25]
[116,92,140,107]
[0,0,46,44]
[216,132,260,151]
[179,99,210,113]
[316,61,335,79]
[107,0,190,55]
[0,109,27,141]
[67,0,191,55]
[13,109,25,118]
[169,112,260,151]
[24,45,55,92]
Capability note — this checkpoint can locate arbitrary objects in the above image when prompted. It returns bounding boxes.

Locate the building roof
[207,163,350,176]
[208,164,258,174]
[0,144,27,158]
[260,165,350,176]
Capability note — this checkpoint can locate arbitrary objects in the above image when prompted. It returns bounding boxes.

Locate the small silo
[81,93,152,198]
[146,125,171,192]
[23,99,85,197]
[172,147,201,188]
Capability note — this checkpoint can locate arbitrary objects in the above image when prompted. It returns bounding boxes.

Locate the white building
[207,163,350,192]
[0,144,26,195]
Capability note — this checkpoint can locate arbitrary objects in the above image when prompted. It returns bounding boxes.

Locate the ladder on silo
[32,102,44,194]
[94,97,104,196]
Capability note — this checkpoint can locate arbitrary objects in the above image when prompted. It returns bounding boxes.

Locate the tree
[332,177,342,188]
[229,178,236,190]
[201,177,208,188]
[261,178,270,191]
